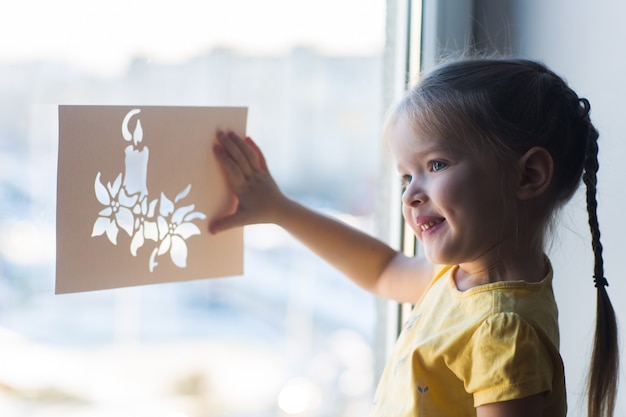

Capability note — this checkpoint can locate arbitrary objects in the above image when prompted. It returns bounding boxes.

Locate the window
[0,1,392,416]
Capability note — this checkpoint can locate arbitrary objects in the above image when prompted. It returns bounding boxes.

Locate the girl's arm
[476,393,544,417]
[209,131,433,303]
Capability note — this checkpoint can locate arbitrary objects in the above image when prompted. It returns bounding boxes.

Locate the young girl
[209,58,619,417]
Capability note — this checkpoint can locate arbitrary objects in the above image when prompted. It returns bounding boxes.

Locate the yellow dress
[370,264,566,417]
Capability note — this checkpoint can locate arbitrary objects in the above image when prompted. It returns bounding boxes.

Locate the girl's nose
[402,181,426,207]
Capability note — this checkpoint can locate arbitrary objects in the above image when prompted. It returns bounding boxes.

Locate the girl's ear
[515,147,554,200]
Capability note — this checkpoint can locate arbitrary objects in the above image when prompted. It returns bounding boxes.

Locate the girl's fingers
[216,131,262,174]
[208,216,231,234]
[244,136,268,171]
[216,131,250,174]
[233,133,263,171]
[209,204,252,234]
[213,142,246,187]
[210,131,276,235]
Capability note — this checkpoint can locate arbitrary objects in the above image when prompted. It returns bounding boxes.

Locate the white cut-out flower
[92,172,138,244]
[92,110,207,273]
[130,196,159,256]
[154,191,206,269]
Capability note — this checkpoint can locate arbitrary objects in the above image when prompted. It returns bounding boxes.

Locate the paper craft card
[57,105,246,294]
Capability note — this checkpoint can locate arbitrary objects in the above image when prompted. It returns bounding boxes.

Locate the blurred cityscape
[0,46,385,416]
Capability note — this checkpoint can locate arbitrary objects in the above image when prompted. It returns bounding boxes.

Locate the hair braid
[582,105,619,417]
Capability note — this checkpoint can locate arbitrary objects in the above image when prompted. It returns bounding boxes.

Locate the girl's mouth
[420,219,444,231]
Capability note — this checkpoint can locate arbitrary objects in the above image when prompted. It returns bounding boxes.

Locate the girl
[209,58,619,417]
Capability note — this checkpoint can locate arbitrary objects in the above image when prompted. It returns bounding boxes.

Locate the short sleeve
[452,312,555,407]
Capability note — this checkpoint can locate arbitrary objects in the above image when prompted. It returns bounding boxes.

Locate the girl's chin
[423,251,443,265]
[423,248,454,266]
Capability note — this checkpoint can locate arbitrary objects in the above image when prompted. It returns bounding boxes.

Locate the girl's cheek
[401,206,411,223]
[401,207,424,241]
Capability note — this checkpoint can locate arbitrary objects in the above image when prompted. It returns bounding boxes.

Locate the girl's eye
[431,160,447,172]
[401,175,412,188]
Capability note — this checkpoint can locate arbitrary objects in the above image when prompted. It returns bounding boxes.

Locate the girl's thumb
[208,217,232,235]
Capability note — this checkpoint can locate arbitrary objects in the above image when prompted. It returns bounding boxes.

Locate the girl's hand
[209,131,286,234]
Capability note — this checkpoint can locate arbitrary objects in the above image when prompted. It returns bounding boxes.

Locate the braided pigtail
[582,99,619,417]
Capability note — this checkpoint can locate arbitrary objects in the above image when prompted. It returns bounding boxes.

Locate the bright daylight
[0,1,386,416]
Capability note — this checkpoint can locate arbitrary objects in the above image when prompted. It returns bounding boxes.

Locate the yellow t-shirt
[371,264,566,417]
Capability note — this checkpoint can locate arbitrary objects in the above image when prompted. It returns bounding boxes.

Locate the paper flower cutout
[91,109,206,272]
[92,172,138,244]
[130,195,159,256]
[148,191,206,271]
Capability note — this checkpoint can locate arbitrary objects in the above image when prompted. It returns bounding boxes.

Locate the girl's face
[389,116,517,268]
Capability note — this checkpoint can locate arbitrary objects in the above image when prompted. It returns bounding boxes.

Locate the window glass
[0,1,385,416]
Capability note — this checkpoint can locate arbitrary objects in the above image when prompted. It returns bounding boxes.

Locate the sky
[1,0,385,76]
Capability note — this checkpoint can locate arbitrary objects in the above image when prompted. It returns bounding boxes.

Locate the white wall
[512,2,626,415]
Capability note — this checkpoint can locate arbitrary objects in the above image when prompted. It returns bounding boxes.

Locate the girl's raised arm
[209,131,433,303]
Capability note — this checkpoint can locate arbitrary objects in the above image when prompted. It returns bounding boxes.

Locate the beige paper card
[57,105,246,294]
